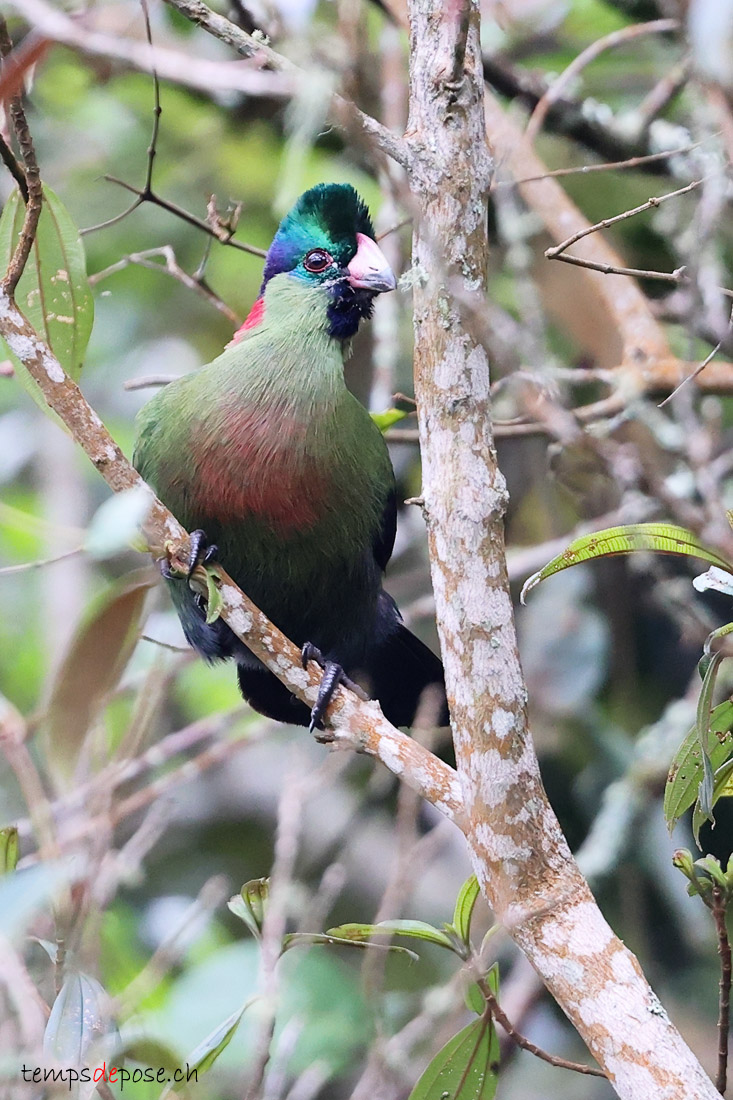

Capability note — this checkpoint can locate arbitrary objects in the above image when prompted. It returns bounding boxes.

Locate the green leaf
[227,878,269,939]
[204,566,224,625]
[407,1015,499,1100]
[43,569,154,788]
[282,932,419,961]
[695,652,725,824]
[464,981,485,1016]
[0,827,19,874]
[0,184,94,415]
[451,875,480,947]
[371,408,408,432]
[326,920,457,952]
[180,1000,253,1081]
[43,971,114,1064]
[521,523,733,603]
[664,701,733,829]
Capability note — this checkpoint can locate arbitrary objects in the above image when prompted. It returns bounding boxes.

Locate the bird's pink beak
[347,233,396,293]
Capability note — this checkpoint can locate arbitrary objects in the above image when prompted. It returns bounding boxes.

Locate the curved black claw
[309,660,347,733]
[187,529,218,581]
[301,641,325,671]
[301,642,364,733]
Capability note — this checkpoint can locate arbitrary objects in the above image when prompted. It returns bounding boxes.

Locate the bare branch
[0,17,43,297]
[475,974,605,1078]
[89,246,242,324]
[545,178,704,260]
[525,19,681,146]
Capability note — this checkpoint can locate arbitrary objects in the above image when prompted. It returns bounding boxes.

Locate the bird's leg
[301,643,363,733]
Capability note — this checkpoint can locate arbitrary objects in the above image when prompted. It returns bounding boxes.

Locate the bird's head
[261,183,396,340]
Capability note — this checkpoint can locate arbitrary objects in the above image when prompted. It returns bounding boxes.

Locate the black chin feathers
[326,283,375,340]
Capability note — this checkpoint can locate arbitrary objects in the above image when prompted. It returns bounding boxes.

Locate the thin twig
[476,975,606,1078]
[0,132,28,199]
[90,246,241,323]
[0,16,43,297]
[658,339,725,408]
[81,0,161,236]
[545,178,704,260]
[502,139,708,186]
[635,61,688,131]
[88,175,267,258]
[0,546,82,575]
[712,886,731,1095]
[525,19,680,146]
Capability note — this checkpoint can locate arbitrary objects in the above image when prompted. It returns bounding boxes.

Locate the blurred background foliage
[2,0,733,1096]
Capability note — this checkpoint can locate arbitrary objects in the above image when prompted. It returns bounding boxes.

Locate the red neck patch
[229,297,265,346]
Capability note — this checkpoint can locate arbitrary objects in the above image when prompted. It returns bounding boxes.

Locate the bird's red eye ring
[304,249,333,273]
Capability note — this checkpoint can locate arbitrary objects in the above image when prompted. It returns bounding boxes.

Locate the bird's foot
[161,529,219,582]
[301,643,361,734]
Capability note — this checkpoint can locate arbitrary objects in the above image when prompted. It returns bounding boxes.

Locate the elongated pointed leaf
[181,1000,253,1081]
[326,920,456,951]
[43,972,110,1065]
[451,875,480,948]
[407,1015,499,1100]
[693,757,733,842]
[43,569,155,787]
[0,185,93,415]
[695,652,725,824]
[227,878,269,939]
[282,931,418,961]
[664,701,733,829]
[521,524,733,603]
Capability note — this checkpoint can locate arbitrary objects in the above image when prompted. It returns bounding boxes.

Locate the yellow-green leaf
[282,931,419,960]
[451,875,480,948]
[204,567,224,625]
[0,185,93,415]
[227,878,269,939]
[664,701,733,830]
[326,919,456,951]
[0,827,19,875]
[371,408,408,432]
[521,524,733,603]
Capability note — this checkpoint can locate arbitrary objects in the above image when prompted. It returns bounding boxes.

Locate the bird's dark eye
[304,249,333,273]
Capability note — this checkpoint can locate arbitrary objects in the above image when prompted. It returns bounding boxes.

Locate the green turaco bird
[134,183,447,731]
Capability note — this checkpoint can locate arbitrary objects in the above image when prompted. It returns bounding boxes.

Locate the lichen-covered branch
[404,0,720,1096]
[0,292,464,828]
